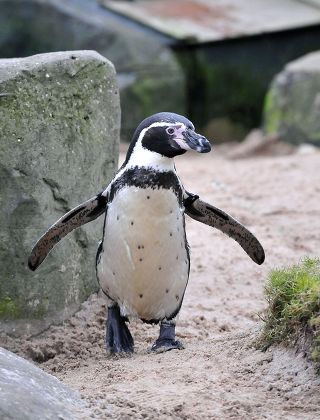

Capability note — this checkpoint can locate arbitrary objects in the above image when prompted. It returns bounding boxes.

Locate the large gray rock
[0,50,120,336]
[0,0,186,139]
[264,51,320,146]
[0,347,87,419]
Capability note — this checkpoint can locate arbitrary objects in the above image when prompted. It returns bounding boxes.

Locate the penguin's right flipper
[28,192,107,271]
[184,192,265,265]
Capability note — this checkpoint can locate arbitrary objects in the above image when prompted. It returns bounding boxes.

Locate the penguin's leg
[106,304,134,354]
[151,318,184,353]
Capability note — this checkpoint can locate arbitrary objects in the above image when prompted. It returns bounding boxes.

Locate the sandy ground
[2,144,320,419]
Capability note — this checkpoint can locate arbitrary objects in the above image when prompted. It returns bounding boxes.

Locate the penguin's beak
[183,129,212,153]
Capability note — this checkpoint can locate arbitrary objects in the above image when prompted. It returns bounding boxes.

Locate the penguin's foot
[150,320,184,353]
[151,338,184,353]
[106,305,134,354]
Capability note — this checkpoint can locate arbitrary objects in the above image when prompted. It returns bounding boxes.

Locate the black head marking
[122,112,195,166]
[140,125,187,158]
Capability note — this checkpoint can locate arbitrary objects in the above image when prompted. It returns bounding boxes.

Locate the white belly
[97,186,189,321]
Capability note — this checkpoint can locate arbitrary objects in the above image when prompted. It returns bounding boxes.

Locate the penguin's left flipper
[184,192,265,265]
[28,192,107,271]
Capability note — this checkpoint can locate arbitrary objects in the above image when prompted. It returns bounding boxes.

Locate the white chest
[97,186,189,321]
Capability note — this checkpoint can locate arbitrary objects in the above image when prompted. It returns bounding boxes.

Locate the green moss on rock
[0,297,21,319]
[263,90,282,135]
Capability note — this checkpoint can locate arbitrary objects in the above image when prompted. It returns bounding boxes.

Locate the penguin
[28,112,265,354]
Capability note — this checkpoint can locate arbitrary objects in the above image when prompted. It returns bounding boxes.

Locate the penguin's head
[125,112,212,164]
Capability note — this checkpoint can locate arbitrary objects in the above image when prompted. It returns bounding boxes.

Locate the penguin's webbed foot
[106,305,134,354]
[151,338,184,353]
[150,320,184,353]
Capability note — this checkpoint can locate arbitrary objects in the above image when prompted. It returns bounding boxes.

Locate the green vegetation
[0,296,21,319]
[258,257,320,366]
[263,90,282,135]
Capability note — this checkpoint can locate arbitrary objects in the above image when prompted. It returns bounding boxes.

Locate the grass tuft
[258,257,320,365]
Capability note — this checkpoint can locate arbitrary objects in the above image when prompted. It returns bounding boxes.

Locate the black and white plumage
[28,112,265,354]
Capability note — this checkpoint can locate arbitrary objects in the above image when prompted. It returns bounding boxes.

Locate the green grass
[258,257,320,365]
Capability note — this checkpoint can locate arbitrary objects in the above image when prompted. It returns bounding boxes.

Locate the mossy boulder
[264,51,320,146]
[0,50,120,336]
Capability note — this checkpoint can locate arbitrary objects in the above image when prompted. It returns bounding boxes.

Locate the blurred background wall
[1,0,320,141]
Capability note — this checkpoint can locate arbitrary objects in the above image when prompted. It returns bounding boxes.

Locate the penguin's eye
[166,127,175,135]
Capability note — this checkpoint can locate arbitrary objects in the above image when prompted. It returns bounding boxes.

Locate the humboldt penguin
[28,112,265,354]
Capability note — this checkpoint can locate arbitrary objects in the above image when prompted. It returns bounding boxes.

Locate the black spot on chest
[109,167,183,205]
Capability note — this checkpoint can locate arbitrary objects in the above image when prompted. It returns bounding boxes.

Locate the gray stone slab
[0,50,120,336]
[0,347,87,419]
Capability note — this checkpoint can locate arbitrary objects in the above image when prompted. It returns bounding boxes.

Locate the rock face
[264,51,320,146]
[0,50,120,336]
[0,0,185,140]
[0,347,87,419]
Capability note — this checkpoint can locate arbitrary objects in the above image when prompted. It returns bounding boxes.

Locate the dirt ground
[2,143,320,419]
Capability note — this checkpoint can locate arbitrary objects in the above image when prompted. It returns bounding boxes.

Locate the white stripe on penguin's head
[126,122,189,171]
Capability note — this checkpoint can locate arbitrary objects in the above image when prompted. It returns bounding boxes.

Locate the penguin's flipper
[184,192,265,265]
[28,192,107,271]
